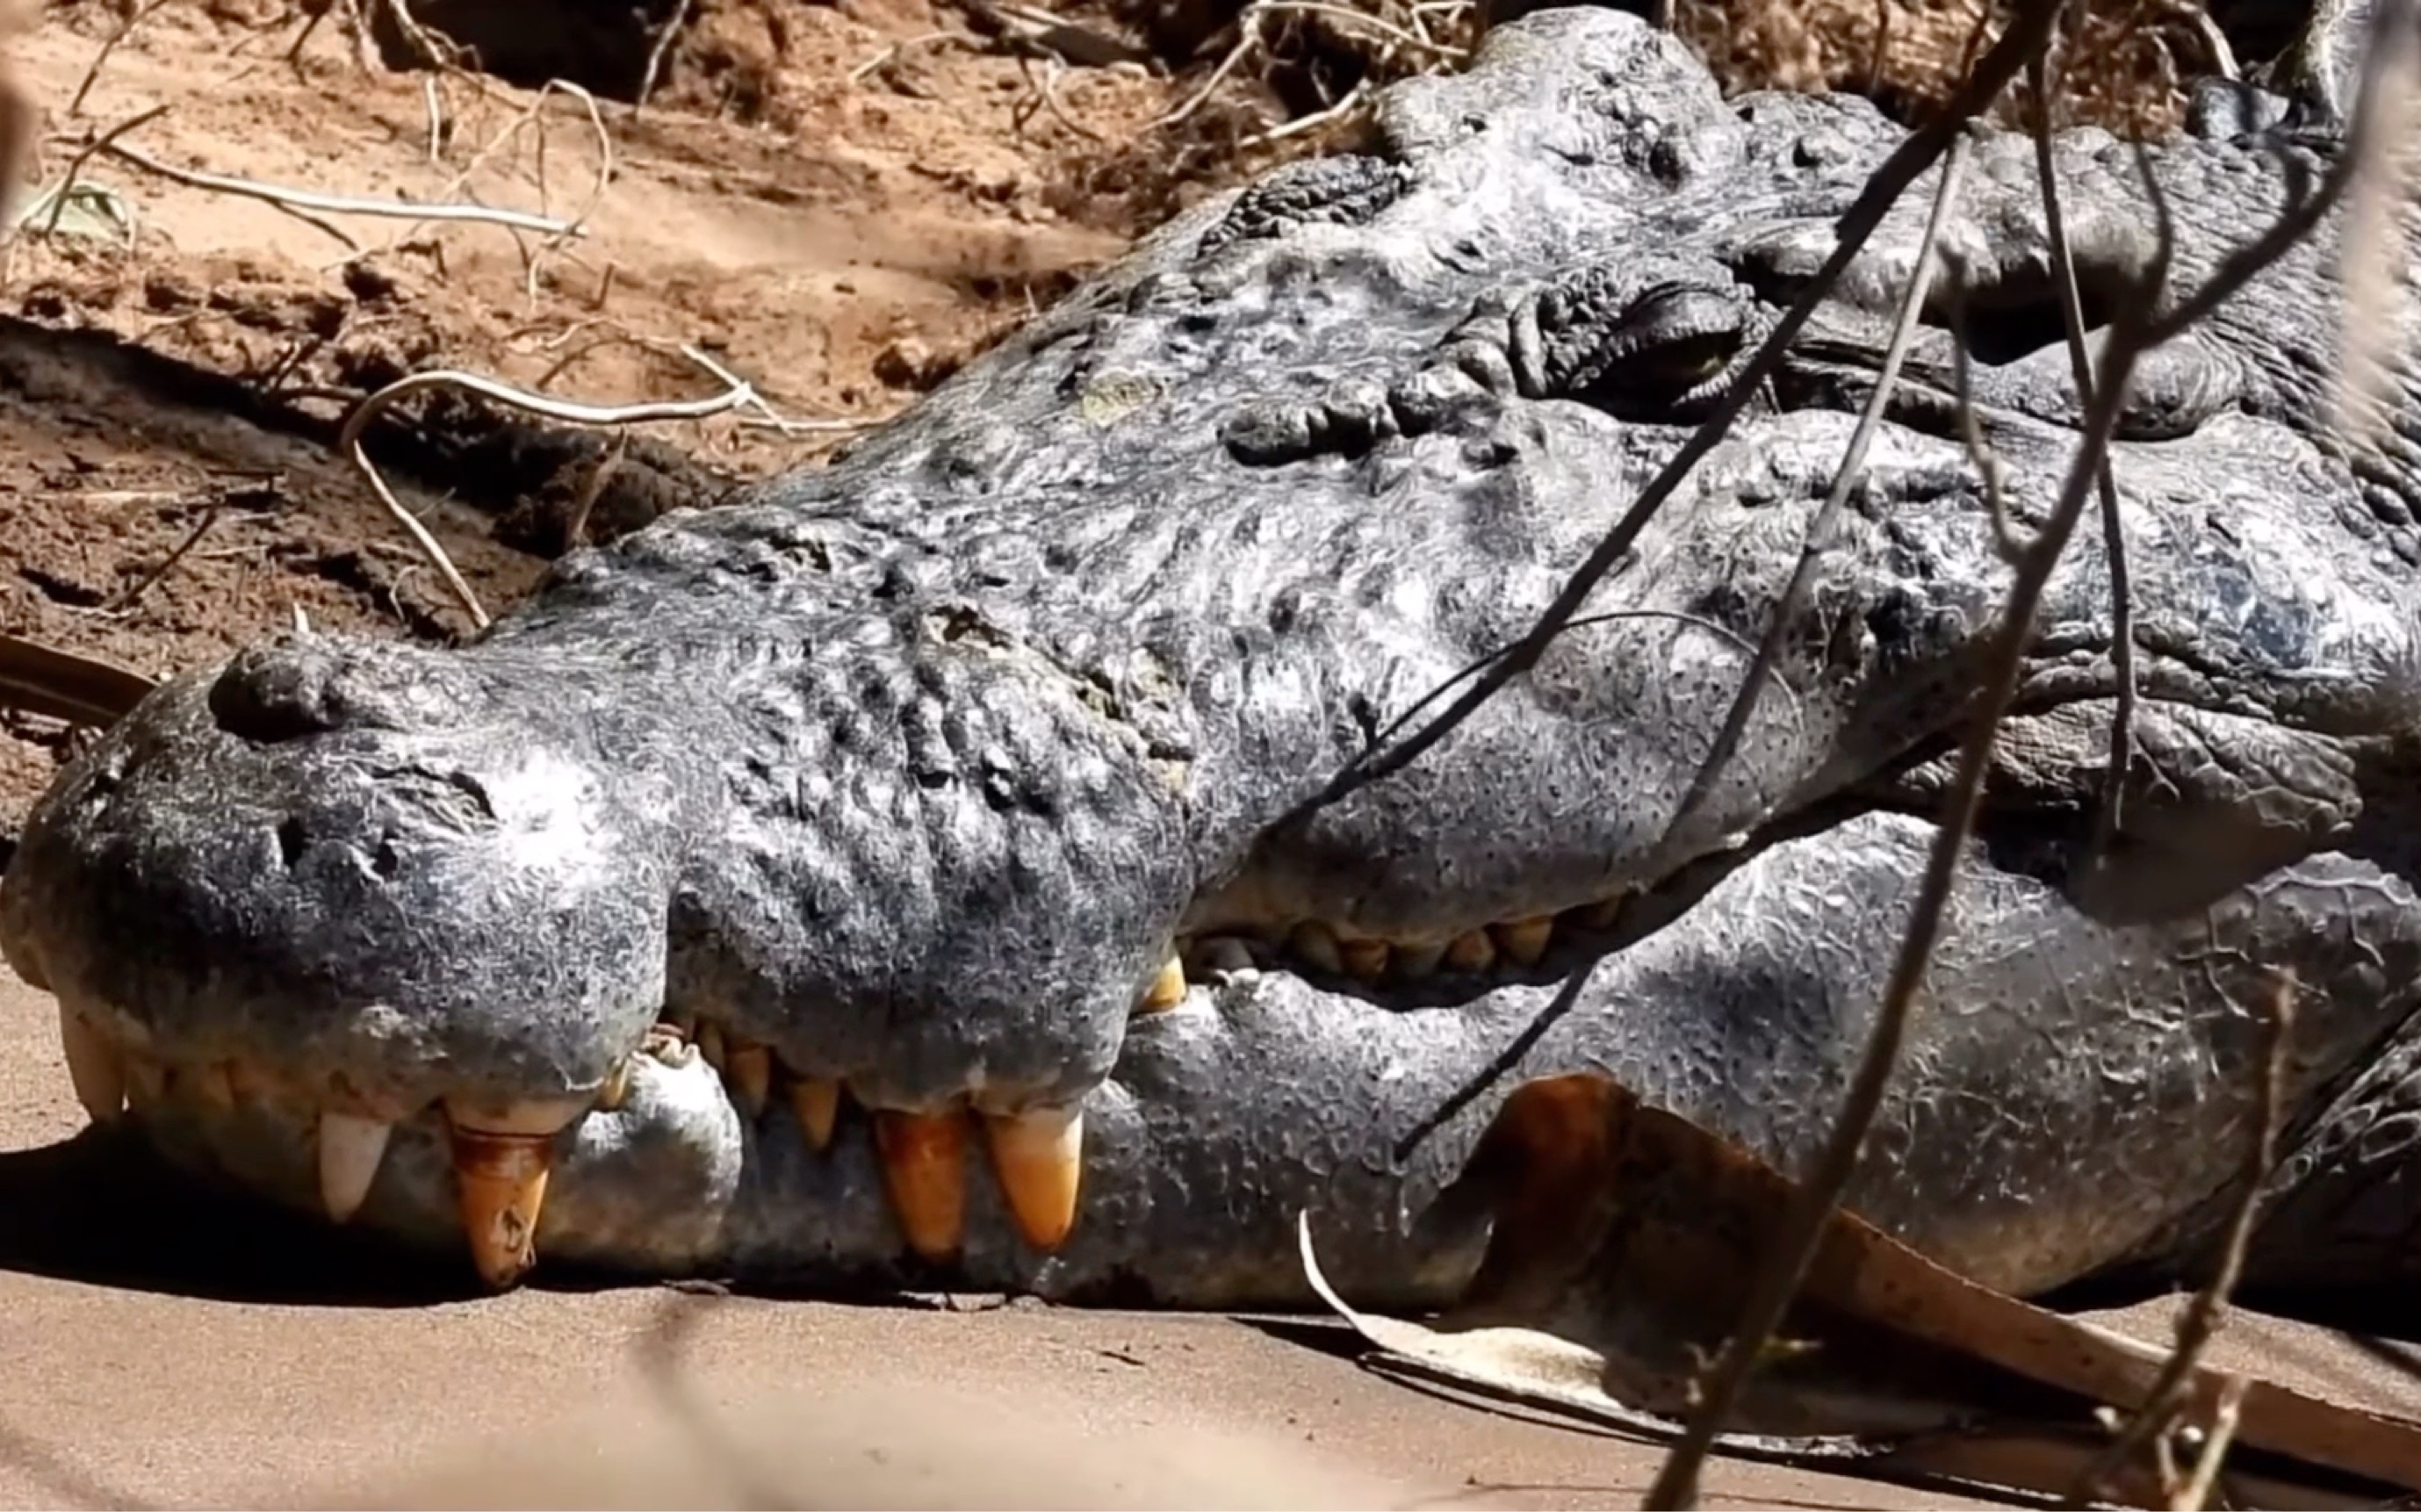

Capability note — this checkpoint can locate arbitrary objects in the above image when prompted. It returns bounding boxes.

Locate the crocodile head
[10,8,2421,1309]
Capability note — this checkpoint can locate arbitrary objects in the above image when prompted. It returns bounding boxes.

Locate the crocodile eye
[1552,284,1747,413]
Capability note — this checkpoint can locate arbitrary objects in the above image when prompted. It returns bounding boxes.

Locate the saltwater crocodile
[4,6,2417,1311]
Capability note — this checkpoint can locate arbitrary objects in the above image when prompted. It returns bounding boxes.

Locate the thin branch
[1644,310,2153,1512]
[2027,52,2141,865]
[1284,0,2067,826]
[635,0,695,115]
[95,136,586,237]
[1151,3,1267,129]
[2172,1374,2252,1511]
[66,0,171,118]
[1667,133,1974,836]
[2064,974,2296,1508]
[1642,60,2371,1490]
[90,499,226,616]
[1242,78,1369,148]
[37,102,168,241]
[339,366,779,630]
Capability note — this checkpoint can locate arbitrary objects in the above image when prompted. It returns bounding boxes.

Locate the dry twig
[2064,972,2298,1507]
[1667,132,1974,838]
[66,0,171,118]
[635,0,695,114]
[96,135,585,239]
[35,102,167,242]
[2026,49,2143,864]
[340,364,800,630]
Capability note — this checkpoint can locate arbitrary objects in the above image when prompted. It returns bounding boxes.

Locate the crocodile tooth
[1445,929,1497,973]
[1338,937,1390,980]
[984,1105,1084,1252]
[1289,920,1344,975]
[1494,915,1553,967]
[123,1051,166,1110]
[318,1112,393,1223]
[1188,936,1257,976]
[875,1105,969,1262]
[58,1007,126,1124]
[446,1126,555,1289]
[1138,955,1187,1014]
[696,1021,728,1074]
[186,1061,236,1112]
[1573,893,1629,931]
[726,1040,772,1117]
[1393,941,1445,979]
[789,1076,842,1151]
[596,1058,632,1113]
[225,1057,276,1106]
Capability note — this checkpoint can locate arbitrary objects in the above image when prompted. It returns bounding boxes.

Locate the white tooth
[123,1051,165,1109]
[318,1112,393,1224]
[59,1007,126,1124]
[1189,936,1257,977]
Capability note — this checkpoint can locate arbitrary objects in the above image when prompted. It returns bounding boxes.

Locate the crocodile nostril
[208,641,348,745]
[276,817,307,869]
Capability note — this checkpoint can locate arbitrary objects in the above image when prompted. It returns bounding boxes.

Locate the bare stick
[1286,0,2066,824]
[1641,92,2367,1487]
[850,32,972,83]
[1243,78,1370,148]
[90,499,226,616]
[2026,52,2141,862]
[67,0,170,117]
[2172,1374,2252,1511]
[339,366,779,629]
[38,102,168,241]
[635,0,695,114]
[1152,4,1267,129]
[1644,266,2152,1512]
[390,78,613,258]
[1667,132,1973,836]
[2064,974,2296,1507]
[95,137,586,237]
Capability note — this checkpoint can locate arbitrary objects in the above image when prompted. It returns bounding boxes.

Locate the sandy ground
[7,954,2421,1510]
[0,963,2027,1511]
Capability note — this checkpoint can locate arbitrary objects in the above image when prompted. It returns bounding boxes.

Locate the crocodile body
[6,8,2421,1308]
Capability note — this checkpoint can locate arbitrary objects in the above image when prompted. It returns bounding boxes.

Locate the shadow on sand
[0,1126,472,1307]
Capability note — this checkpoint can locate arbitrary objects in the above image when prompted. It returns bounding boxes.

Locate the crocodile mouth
[0,651,1727,1301]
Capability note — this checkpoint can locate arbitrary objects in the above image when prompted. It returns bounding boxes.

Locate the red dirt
[0,0,1272,818]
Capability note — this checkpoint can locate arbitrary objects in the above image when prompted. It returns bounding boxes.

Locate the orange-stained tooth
[726,1042,772,1116]
[1289,920,1344,974]
[596,1058,632,1113]
[1445,929,1497,972]
[789,1076,842,1151]
[1138,955,1186,1013]
[1394,941,1445,979]
[187,1061,236,1112]
[58,1006,126,1124]
[1494,915,1553,967]
[1573,894,1628,931]
[984,1105,1084,1252]
[448,1127,554,1289]
[875,1105,969,1262]
[123,1051,165,1109]
[318,1112,393,1223]
[696,1021,727,1074]
[1339,938,1390,980]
